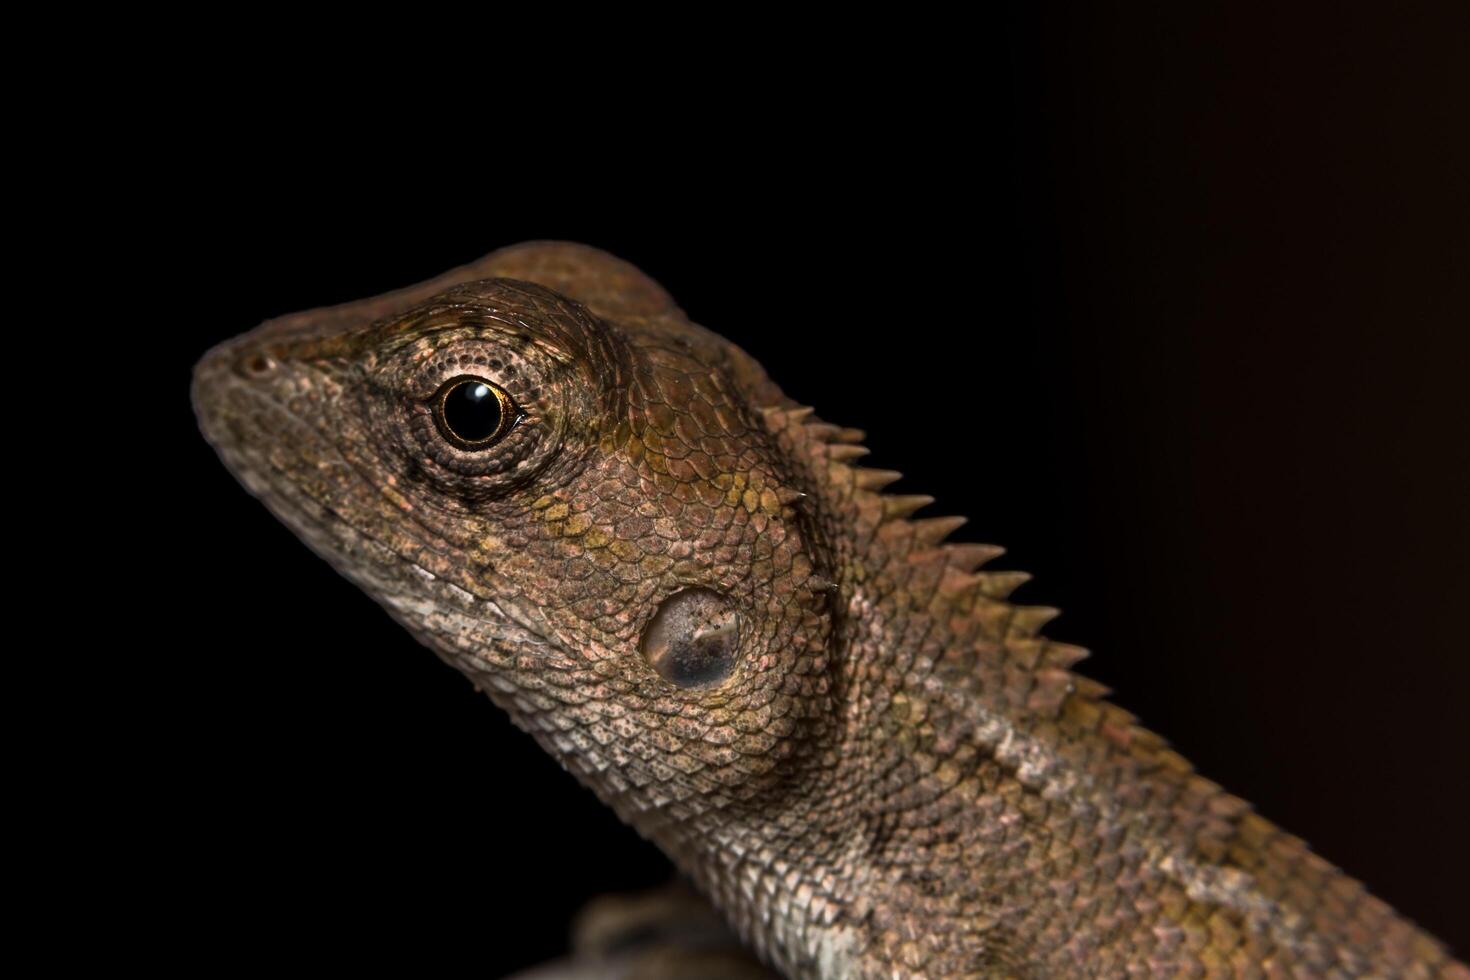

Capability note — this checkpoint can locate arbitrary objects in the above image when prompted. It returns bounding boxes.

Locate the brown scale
[195,242,1466,980]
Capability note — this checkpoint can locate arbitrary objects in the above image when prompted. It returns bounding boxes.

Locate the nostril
[236,353,278,379]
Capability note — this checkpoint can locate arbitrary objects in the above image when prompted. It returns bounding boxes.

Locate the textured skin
[508,883,781,980]
[194,242,1465,979]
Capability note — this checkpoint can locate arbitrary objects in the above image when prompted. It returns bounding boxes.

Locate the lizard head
[193,252,841,835]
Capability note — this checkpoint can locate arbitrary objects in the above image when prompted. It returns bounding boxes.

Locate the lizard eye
[432,375,521,450]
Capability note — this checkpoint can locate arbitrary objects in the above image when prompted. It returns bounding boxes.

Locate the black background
[155,7,1467,973]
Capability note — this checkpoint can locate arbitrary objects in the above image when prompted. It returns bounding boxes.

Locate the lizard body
[194,242,1465,978]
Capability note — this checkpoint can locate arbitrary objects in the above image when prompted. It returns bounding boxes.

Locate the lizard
[193,241,1466,978]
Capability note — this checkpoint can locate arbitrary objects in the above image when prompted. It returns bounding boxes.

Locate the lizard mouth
[192,341,555,672]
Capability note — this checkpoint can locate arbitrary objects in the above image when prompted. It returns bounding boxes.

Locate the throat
[647,799,876,980]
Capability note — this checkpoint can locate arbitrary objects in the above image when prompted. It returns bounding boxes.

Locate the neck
[641,777,874,979]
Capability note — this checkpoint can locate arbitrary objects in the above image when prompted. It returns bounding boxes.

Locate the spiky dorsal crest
[752,401,1464,970]
[756,401,1093,687]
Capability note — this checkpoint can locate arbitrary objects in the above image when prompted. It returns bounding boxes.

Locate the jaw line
[203,409,558,675]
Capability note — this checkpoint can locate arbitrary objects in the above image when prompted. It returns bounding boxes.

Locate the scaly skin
[194,242,1464,979]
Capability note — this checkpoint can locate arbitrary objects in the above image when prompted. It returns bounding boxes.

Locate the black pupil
[443,380,503,442]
